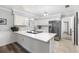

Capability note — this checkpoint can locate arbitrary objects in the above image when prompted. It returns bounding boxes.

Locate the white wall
[0,9,13,31]
[0,7,15,46]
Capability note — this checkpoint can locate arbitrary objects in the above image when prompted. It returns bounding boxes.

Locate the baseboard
[0,40,16,47]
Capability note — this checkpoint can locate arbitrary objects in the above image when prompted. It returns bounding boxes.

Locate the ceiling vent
[65,5,70,8]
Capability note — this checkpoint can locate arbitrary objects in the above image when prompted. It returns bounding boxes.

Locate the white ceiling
[23,5,74,16]
[0,5,79,17]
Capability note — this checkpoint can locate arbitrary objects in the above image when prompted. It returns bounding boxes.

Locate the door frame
[74,12,78,45]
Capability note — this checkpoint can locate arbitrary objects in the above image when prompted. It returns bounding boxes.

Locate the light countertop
[15,31,56,42]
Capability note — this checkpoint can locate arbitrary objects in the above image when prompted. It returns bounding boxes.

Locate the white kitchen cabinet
[23,36,49,53]
[16,33,49,53]
[16,33,25,46]
[34,20,49,32]
[35,19,49,25]
[35,17,61,26]
[14,14,29,26]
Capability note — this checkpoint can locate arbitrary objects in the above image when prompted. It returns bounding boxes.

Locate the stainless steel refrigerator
[49,20,61,39]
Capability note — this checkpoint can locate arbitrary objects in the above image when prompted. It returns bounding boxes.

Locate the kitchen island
[15,31,56,53]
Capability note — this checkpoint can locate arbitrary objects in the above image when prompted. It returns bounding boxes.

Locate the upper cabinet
[14,14,29,26]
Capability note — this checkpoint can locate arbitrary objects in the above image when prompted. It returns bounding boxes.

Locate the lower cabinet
[16,34,49,53]
[16,34,25,47]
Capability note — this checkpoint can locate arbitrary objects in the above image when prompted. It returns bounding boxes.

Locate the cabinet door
[14,14,29,25]
[16,34,25,46]
[23,36,49,53]
[35,19,48,25]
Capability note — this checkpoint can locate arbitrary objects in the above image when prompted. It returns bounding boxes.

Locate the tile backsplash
[18,26,27,31]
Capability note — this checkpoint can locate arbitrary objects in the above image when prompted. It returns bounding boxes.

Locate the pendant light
[43,12,48,16]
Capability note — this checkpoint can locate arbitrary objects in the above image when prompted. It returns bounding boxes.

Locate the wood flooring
[0,42,29,53]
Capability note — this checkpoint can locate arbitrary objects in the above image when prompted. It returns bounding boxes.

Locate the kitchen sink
[27,31,43,34]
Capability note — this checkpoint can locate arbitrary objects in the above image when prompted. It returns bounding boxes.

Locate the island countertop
[15,31,56,42]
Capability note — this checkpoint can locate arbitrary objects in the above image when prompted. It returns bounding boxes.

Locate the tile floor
[54,33,78,53]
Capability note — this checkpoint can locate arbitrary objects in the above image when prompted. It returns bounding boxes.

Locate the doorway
[64,21,69,34]
[61,18,71,40]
